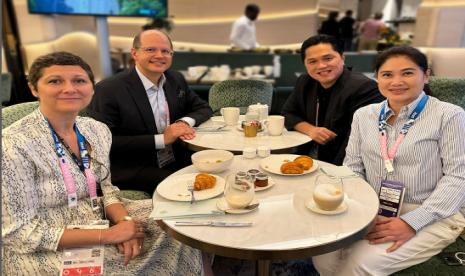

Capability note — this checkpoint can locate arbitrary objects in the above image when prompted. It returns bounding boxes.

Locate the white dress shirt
[344,92,465,231]
[230,15,259,50]
[135,67,195,149]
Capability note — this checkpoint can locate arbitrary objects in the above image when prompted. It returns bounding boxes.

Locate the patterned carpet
[212,256,319,276]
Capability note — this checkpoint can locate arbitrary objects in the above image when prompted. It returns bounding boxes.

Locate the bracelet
[98,229,102,245]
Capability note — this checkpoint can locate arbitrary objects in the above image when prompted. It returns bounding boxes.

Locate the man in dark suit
[88,29,212,193]
[282,35,384,165]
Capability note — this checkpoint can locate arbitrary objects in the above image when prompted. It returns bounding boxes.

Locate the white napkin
[150,198,225,219]
[320,166,359,178]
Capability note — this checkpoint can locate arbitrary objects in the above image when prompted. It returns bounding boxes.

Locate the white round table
[153,155,379,275]
[185,116,311,153]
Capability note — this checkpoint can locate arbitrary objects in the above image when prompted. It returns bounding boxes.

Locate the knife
[174,221,253,227]
[194,126,228,132]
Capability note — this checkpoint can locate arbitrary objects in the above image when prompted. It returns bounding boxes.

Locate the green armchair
[429,77,465,109]
[208,79,273,115]
[1,102,150,200]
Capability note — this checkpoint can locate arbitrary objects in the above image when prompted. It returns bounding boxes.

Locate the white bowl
[191,150,234,173]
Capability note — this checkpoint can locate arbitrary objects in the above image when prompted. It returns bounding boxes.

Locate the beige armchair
[418,47,465,78]
[23,32,103,81]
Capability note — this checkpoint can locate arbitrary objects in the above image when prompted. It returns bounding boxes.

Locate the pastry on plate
[194,173,217,191]
[294,156,313,170]
[280,161,304,174]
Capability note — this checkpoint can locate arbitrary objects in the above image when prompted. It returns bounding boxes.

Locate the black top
[320,19,340,38]
[281,68,384,165]
[339,16,356,38]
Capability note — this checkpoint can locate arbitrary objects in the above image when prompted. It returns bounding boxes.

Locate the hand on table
[365,216,416,252]
[307,126,337,145]
[164,122,195,144]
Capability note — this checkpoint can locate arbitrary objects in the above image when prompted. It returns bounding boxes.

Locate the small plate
[305,199,348,215]
[254,176,276,192]
[260,154,319,176]
[156,173,225,201]
[217,197,259,214]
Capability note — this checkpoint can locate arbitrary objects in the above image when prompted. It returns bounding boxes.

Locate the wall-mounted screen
[28,0,168,17]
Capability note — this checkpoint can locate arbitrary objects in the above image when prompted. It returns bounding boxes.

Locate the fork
[187,182,196,204]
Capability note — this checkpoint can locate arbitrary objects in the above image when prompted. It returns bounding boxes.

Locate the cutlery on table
[194,125,227,132]
[187,182,195,204]
[224,203,259,212]
[175,221,253,227]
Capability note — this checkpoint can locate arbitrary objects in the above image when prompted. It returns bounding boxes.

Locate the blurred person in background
[230,3,261,50]
[339,10,356,51]
[358,12,386,51]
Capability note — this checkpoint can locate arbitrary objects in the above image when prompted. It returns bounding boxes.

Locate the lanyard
[378,94,428,173]
[46,120,99,210]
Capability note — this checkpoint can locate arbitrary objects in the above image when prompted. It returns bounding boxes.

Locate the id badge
[378,180,405,217]
[157,145,176,168]
[61,220,109,275]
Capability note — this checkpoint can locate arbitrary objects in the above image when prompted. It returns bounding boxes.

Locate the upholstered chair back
[208,80,273,115]
[429,77,465,109]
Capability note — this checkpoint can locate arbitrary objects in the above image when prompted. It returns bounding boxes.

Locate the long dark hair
[375,46,431,94]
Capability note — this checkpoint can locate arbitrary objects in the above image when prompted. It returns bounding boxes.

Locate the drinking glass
[224,172,255,209]
[313,174,344,211]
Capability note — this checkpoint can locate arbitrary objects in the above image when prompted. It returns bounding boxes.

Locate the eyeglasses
[138,47,174,57]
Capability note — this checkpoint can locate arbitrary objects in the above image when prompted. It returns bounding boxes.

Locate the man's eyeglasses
[138,47,174,57]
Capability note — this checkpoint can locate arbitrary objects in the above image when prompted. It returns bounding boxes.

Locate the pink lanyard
[378,95,429,173]
[47,119,99,210]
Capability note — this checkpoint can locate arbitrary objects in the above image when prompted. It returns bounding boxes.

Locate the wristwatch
[116,216,132,224]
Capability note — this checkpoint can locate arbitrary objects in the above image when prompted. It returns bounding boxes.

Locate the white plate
[254,176,276,191]
[211,116,225,123]
[156,173,225,201]
[216,197,259,214]
[260,154,319,176]
[305,199,348,215]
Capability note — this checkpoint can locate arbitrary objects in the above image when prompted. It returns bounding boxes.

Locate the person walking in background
[319,11,340,43]
[339,10,356,51]
[230,4,260,50]
[358,12,385,51]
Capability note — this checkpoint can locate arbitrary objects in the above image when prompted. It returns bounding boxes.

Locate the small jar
[235,171,248,181]
[257,146,270,158]
[247,169,260,182]
[243,147,256,158]
[254,173,269,187]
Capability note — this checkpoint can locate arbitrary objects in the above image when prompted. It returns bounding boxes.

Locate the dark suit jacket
[281,68,384,165]
[88,68,212,187]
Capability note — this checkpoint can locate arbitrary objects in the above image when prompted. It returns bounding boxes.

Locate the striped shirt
[344,92,465,231]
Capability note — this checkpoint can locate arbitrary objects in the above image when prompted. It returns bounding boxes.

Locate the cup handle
[220,108,224,116]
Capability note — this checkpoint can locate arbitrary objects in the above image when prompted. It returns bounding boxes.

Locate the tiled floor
[212,256,319,276]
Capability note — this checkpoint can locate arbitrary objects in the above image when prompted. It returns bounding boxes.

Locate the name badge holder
[377,95,428,216]
[61,220,109,275]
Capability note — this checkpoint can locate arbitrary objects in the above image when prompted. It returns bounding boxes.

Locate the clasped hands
[106,219,145,266]
[163,121,196,144]
[365,216,416,253]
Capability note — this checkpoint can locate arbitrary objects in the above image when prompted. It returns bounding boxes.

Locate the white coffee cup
[264,65,274,77]
[257,146,270,158]
[266,115,285,136]
[243,147,256,159]
[220,107,240,126]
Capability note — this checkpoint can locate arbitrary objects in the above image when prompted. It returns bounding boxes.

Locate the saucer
[217,197,259,214]
[305,199,348,215]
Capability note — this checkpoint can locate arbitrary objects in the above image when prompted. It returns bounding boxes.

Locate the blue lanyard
[378,94,429,136]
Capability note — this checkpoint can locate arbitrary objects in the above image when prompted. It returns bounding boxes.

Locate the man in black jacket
[88,29,212,193]
[282,35,384,165]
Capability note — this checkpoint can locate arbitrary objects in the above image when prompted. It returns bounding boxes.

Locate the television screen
[28,0,168,17]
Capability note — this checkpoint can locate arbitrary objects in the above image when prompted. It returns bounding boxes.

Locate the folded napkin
[320,166,359,178]
[150,198,225,219]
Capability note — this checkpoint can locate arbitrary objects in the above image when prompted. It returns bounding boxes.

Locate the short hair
[300,35,343,62]
[375,46,428,74]
[374,12,383,20]
[345,10,353,16]
[132,29,173,49]
[28,51,95,90]
[328,11,339,20]
[245,4,260,14]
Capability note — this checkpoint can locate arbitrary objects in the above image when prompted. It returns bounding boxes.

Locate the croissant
[194,173,217,191]
[280,161,304,174]
[294,156,313,170]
